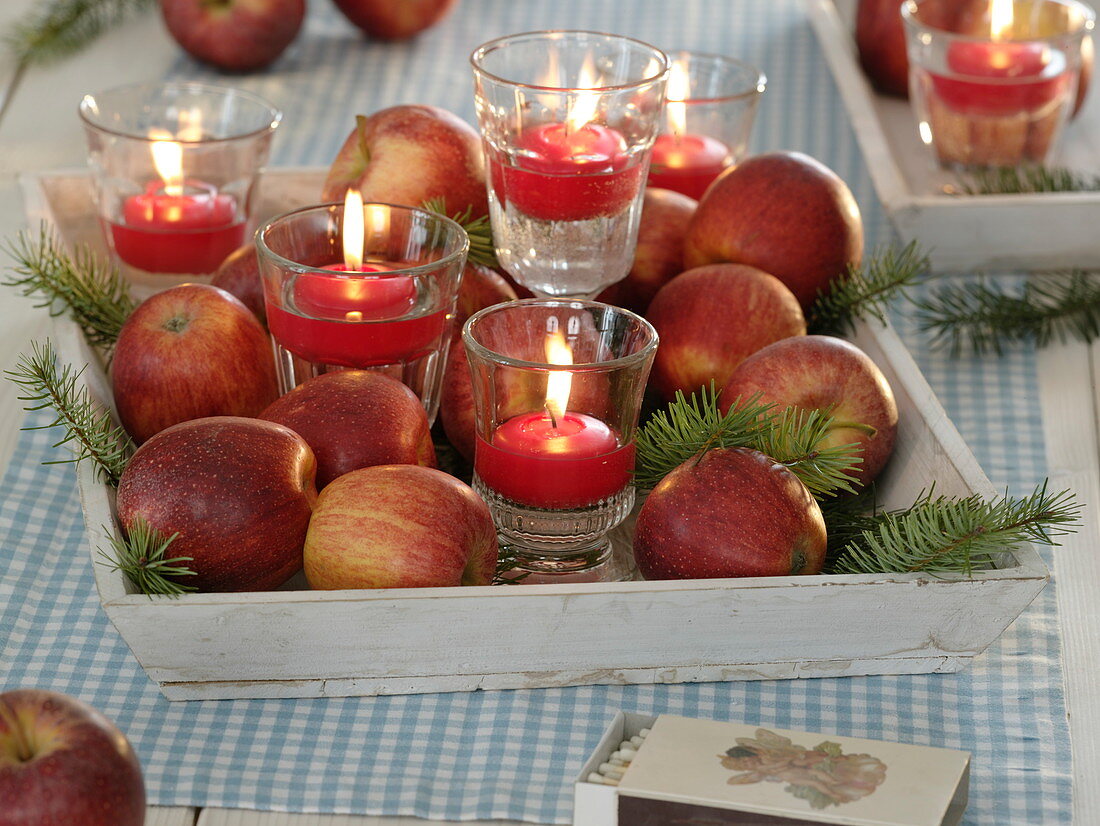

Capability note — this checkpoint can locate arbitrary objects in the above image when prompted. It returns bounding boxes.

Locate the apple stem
[829,420,878,438]
[163,314,190,334]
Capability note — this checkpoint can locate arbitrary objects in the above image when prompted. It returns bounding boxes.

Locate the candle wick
[545,403,559,429]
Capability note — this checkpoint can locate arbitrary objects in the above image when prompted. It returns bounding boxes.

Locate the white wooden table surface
[0,3,1097,825]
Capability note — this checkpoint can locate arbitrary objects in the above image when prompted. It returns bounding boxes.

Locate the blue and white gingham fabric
[0,0,1072,822]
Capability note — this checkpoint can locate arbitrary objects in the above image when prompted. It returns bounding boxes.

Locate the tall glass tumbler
[463,299,658,582]
[471,31,670,299]
[257,200,469,424]
[79,82,280,292]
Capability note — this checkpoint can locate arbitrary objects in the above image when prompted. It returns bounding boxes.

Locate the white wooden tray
[24,168,1049,701]
[806,0,1100,272]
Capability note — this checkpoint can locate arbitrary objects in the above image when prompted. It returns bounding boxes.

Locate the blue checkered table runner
[0,0,1071,822]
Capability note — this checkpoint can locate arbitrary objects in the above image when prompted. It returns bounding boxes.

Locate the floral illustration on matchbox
[717,728,888,810]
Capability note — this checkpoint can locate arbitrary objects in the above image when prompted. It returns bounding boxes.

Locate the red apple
[683,152,864,310]
[331,0,458,40]
[439,341,476,461]
[321,106,488,219]
[722,335,898,487]
[210,243,265,326]
[304,464,498,589]
[259,370,436,489]
[0,689,144,826]
[116,416,317,592]
[454,262,517,328]
[160,0,305,72]
[646,264,806,402]
[111,284,280,444]
[633,447,827,580]
[856,0,911,98]
[597,187,697,315]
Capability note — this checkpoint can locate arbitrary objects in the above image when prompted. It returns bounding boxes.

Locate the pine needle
[808,241,931,336]
[830,481,1080,576]
[4,0,155,66]
[98,516,197,598]
[914,271,1100,355]
[422,197,499,269]
[3,225,136,351]
[633,385,863,497]
[4,340,133,486]
[958,165,1100,195]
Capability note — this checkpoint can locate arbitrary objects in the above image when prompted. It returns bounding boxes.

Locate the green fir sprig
[3,225,136,351]
[422,198,499,269]
[633,385,863,497]
[98,516,197,597]
[958,165,1100,196]
[808,241,931,336]
[914,271,1100,355]
[829,482,1080,576]
[4,0,155,66]
[5,340,133,486]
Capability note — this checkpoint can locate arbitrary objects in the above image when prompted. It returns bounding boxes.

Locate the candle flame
[991,0,1014,40]
[566,55,600,133]
[149,130,184,198]
[544,331,573,425]
[666,60,690,138]
[342,189,365,270]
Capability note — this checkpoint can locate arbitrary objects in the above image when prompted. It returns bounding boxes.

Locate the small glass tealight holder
[463,298,658,583]
[79,82,281,295]
[902,0,1094,169]
[471,30,669,299]
[647,51,767,200]
[256,197,469,424]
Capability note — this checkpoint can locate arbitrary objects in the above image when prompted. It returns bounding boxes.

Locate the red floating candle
[265,191,446,368]
[109,138,244,274]
[474,330,634,509]
[647,60,732,200]
[648,133,730,200]
[490,88,644,222]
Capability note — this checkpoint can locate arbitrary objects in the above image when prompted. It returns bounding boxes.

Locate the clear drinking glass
[463,298,658,583]
[647,51,766,200]
[256,201,469,424]
[79,82,281,292]
[903,0,1094,168]
[471,31,669,299]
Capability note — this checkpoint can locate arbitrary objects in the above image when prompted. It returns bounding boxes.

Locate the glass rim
[78,81,283,144]
[462,297,659,372]
[901,0,1095,44]
[470,29,671,93]
[664,50,768,104]
[255,201,470,278]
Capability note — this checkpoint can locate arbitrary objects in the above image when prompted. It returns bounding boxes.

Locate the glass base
[496,537,636,584]
[489,191,641,299]
[474,475,635,583]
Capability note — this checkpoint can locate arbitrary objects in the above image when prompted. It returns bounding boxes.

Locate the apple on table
[260,370,437,489]
[304,464,498,589]
[721,335,899,487]
[684,151,863,310]
[210,243,266,327]
[646,263,806,402]
[116,416,318,593]
[596,187,697,316]
[111,283,280,445]
[322,106,489,220]
[633,447,828,580]
[160,0,305,72]
[0,689,144,826]
[332,0,459,40]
